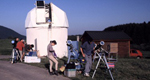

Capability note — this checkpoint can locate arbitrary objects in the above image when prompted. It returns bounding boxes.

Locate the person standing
[12,37,19,48]
[22,44,34,61]
[16,39,25,62]
[47,40,58,75]
[80,40,95,77]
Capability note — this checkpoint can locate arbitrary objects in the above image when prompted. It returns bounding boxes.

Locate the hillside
[104,21,150,44]
[0,25,25,39]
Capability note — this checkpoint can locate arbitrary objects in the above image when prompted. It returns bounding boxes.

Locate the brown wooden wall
[118,41,130,57]
[94,40,130,58]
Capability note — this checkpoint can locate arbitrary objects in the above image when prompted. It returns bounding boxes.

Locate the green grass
[114,59,150,80]
[24,58,150,80]
[75,58,150,80]
[0,39,13,55]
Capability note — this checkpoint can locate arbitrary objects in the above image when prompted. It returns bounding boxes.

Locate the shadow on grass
[44,63,50,74]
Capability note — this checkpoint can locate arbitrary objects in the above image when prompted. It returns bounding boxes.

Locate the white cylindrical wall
[26,28,50,56]
[26,27,68,58]
[51,27,68,58]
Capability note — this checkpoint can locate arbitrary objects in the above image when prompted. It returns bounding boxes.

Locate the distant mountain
[0,25,26,39]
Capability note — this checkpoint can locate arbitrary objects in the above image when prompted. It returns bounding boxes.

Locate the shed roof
[81,31,131,41]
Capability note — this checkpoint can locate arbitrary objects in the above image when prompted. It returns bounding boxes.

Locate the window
[132,50,138,54]
[36,1,44,8]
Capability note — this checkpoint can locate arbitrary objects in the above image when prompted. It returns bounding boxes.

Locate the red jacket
[16,41,24,51]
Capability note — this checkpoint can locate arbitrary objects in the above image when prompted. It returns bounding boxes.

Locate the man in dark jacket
[80,40,95,77]
[22,44,34,60]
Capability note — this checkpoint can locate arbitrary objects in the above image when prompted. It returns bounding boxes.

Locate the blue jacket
[81,41,95,56]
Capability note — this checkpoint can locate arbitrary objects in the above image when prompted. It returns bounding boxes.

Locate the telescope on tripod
[66,40,79,63]
[92,41,114,80]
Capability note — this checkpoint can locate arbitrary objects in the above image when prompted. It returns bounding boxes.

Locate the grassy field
[24,57,150,80]
[0,39,150,80]
[0,39,12,55]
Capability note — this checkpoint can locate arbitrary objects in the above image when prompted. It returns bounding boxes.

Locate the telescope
[94,41,109,55]
[92,41,114,80]
[95,41,104,51]
[66,40,74,53]
[66,40,79,63]
[60,40,82,72]
[11,40,15,44]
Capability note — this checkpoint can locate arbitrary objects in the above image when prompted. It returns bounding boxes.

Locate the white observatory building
[25,1,69,58]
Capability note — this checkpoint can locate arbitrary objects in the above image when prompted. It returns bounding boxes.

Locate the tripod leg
[72,52,76,55]
[103,55,114,80]
[92,56,101,78]
[11,49,15,64]
[67,54,71,63]
[16,50,20,60]
[93,52,96,62]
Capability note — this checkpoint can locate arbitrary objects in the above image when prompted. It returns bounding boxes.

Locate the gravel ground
[0,55,70,80]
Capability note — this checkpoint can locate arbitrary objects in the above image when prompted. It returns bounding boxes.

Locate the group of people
[12,37,95,77]
[12,38,59,75]
[12,38,34,62]
[47,39,95,77]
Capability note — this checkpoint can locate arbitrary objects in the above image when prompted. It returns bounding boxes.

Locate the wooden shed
[80,31,131,58]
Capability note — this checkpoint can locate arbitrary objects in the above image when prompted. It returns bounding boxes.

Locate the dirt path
[0,56,70,80]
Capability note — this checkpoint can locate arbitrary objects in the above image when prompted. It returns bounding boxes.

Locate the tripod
[66,40,79,63]
[11,48,20,64]
[67,51,76,63]
[92,51,114,80]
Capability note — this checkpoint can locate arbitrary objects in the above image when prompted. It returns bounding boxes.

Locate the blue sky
[0,0,150,35]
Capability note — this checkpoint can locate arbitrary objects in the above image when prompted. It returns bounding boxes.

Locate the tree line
[104,21,150,50]
[104,21,150,44]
